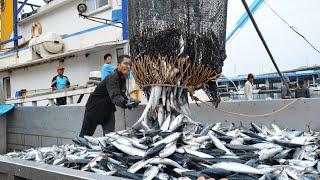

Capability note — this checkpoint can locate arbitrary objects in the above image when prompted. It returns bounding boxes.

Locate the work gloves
[126,99,141,109]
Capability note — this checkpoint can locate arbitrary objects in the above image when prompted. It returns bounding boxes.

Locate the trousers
[79,108,115,137]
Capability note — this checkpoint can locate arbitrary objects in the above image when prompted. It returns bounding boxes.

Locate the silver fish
[157,106,165,126]
[84,136,99,145]
[183,148,214,159]
[161,113,171,131]
[65,155,90,164]
[153,132,181,147]
[111,141,146,157]
[169,114,184,131]
[284,166,303,180]
[211,162,264,175]
[161,87,166,106]
[150,157,183,169]
[208,131,234,155]
[157,172,170,180]
[276,169,289,180]
[129,138,149,150]
[152,86,162,110]
[128,158,154,174]
[258,147,283,161]
[143,166,159,180]
[159,143,177,158]
[212,122,221,131]
[134,87,155,128]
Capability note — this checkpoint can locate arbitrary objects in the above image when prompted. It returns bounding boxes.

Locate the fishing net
[128,0,228,100]
[128,0,228,129]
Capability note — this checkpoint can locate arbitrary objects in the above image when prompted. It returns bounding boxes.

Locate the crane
[226,0,265,42]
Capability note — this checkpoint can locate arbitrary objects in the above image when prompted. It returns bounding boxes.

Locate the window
[3,77,11,98]
[116,48,124,58]
[87,0,109,12]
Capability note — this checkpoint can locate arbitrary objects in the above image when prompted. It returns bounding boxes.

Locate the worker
[101,53,116,80]
[79,55,140,137]
[281,76,292,99]
[51,64,70,105]
[244,73,254,101]
[295,80,310,98]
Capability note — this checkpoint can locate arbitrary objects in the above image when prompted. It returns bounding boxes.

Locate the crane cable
[264,1,320,55]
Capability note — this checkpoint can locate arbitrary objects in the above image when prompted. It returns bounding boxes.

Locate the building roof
[219,66,320,83]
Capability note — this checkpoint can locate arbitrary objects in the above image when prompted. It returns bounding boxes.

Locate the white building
[0,0,130,105]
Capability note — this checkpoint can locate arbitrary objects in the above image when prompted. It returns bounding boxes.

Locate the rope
[264,1,320,55]
[138,84,299,117]
[196,97,299,118]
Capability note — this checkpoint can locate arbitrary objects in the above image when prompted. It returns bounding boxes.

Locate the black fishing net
[128,0,228,70]
[128,0,228,105]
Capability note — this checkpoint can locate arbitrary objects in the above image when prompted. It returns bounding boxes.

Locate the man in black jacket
[79,55,140,137]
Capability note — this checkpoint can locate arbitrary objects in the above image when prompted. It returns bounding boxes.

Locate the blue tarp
[0,104,14,116]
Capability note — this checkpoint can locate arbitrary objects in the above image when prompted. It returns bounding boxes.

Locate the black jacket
[86,70,128,112]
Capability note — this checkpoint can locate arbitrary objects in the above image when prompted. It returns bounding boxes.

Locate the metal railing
[5,85,96,106]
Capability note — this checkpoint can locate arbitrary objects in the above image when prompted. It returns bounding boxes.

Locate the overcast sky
[225,0,320,77]
[26,0,320,77]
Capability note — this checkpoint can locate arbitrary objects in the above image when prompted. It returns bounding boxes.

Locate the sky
[224,0,320,77]
[25,0,320,77]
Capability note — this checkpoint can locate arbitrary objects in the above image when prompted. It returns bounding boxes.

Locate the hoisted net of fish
[128,0,228,130]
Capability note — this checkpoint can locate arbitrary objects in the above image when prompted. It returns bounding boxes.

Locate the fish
[182,148,214,159]
[65,155,90,164]
[276,169,289,180]
[144,143,166,159]
[152,86,163,110]
[199,124,214,136]
[169,114,185,131]
[161,87,167,106]
[211,162,264,175]
[159,142,177,158]
[115,169,142,180]
[208,131,234,155]
[153,132,181,147]
[157,172,170,180]
[150,157,183,169]
[133,87,156,128]
[143,166,159,180]
[258,147,283,161]
[6,121,320,180]
[111,141,146,157]
[128,158,154,174]
[161,113,171,131]
[157,106,165,126]
[129,138,149,150]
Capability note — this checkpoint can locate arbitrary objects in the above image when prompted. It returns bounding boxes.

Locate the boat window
[3,77,11,99]
[87,0,109,12]
[116,48,124,58]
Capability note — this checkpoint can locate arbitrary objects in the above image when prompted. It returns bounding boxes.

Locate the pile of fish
[6,122,320,180]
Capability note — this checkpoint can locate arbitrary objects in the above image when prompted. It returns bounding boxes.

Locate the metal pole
[241,0,292,97]
[121,0,129,40]
[13,0,19,50]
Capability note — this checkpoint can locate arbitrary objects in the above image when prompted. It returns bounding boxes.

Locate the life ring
[31,22,43,38]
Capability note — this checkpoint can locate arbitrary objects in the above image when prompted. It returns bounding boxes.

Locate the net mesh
[128,0,228,70]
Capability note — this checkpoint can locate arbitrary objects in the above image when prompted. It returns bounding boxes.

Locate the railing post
[48,99,54,106]
[32,101,37,106]
[67,96,74,104]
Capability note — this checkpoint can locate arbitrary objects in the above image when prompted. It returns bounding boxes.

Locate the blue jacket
[101,64,133,80]
[101,64,116,80]
[51,75,70,89]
